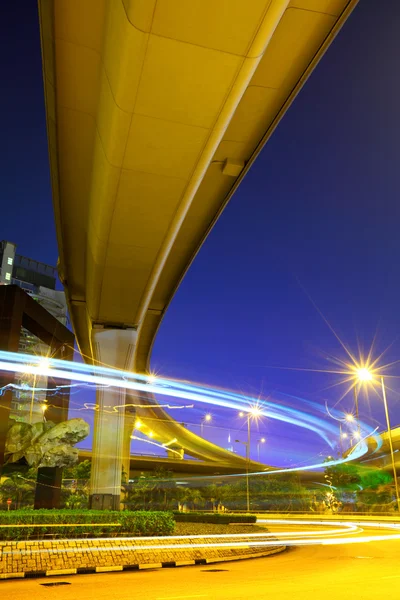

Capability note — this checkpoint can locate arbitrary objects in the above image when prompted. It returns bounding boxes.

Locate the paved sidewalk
[0,534,285,580]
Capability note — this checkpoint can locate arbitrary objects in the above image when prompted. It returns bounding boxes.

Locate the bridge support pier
[122,406,136,481]
[89,327,136,510]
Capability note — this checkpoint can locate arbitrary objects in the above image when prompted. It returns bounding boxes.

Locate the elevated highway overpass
[351,426,400,472]
[38,0,359,507]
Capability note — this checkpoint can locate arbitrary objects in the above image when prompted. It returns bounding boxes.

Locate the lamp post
[235,437,250,512]
[29,357,51,424]
[29,373,37,424]
[350,430,361,447]
[353,385,361,436]
[201,413,212,437]
[380,377,400,513]
[257,438,266,462]
[235,407,262,512]
[339,424,348,456]
[356,368,400,513]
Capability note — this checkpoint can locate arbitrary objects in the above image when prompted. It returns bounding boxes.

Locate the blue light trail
[0,350,375,474]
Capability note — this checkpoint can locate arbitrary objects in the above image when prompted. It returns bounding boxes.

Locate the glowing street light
[257,437,266,462]
[147,373,157,385]
[357,367,373,382]
[200,413,212,437]
[28,356,51,424]
[355,367,400,513]
[249,406,262,418]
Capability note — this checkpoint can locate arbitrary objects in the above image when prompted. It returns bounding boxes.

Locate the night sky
[1,1,400,467]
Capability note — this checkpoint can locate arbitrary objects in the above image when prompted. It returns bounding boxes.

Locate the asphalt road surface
[2,524,400,600]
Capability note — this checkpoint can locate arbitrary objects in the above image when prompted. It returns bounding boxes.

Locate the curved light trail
[4,519,400,556]
[0,350,376,475]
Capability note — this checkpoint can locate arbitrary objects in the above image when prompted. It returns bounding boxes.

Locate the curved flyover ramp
[38,0,358,473]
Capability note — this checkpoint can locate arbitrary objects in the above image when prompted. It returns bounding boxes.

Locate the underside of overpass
[39,0,359,507]
[77,449,326,485]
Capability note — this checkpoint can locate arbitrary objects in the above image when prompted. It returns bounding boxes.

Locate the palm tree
[182,488,203,511]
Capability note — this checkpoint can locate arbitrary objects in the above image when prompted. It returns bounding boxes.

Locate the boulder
[23,443,43,467]
[4,417,89,469]
[5,422,33,454]
[40,445,79,468]
[37,418,89,447]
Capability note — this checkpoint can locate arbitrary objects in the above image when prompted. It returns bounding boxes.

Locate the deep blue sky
[1,1,400,466]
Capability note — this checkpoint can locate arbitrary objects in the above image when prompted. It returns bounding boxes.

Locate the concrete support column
[120,403,136,509]
[89,328,136,510]
[122,404,136,483]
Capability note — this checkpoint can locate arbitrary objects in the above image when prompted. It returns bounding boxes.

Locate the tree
[61,460,91,509]
[182,488,203,511]
[151,468,176,509]
[201,484,229,510]
[324,463,361,491]
[0,469,36,509]
[63,459,91,481]
[358,467,393,490]
[122,475,156,510]
[356,468,394,511]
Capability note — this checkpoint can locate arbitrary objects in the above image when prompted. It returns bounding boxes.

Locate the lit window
[7,257,13,265]
[5,273,11,281]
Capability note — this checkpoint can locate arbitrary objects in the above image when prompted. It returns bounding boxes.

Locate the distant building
[0,240,68,422]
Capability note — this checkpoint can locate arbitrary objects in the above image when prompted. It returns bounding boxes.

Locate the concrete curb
[0,546,286,581]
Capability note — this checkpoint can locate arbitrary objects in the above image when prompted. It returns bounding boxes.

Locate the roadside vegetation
[0,460,396,516]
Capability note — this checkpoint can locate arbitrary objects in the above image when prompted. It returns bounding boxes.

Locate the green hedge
[173,512,257,524]
[0,510,174,541]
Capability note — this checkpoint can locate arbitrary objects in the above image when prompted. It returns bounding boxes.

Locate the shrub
[0,509,174,541]
[173,512,257,524]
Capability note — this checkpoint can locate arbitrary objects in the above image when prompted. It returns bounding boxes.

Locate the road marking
[156,596,208,599]
[355,556,373,559]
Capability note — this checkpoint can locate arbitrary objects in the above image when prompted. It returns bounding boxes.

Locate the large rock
[40,445,79,468]
[5,422,33,454]
[23,443,43,467]
[31,420,55,443]
[4,418,89,468]
[38,418,89,447]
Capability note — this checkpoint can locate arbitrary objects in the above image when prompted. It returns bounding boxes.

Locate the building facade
[0,240,68,422]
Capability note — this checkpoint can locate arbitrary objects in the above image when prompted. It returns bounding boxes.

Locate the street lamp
[41,403,48,422]
[29,357,51,424]
[29,372,37,424]
[339,423,348,455]
[235,407,263,511]
[200,413,212,437]
[356,368,400,513]
[350,430,361,447]
[257,438,266,462]
[235,438,250,512]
